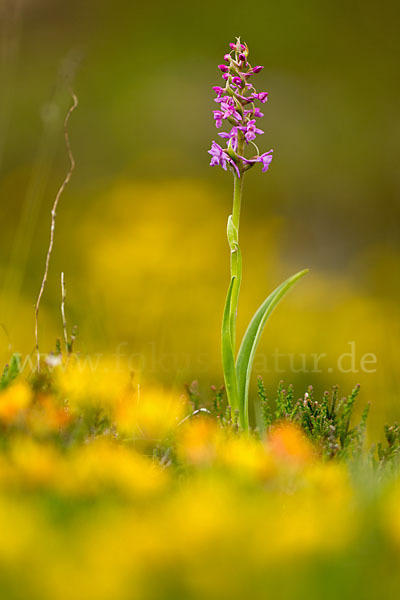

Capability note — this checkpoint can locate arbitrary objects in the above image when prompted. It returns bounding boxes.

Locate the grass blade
[0,354,21,390]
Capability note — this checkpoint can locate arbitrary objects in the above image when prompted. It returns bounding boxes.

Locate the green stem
[229,173,243,353]
[221,132,246,428]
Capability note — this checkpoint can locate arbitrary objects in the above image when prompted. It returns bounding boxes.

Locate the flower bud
[232,76,243,88]
[252,65,264,73]
[218,64,229,73]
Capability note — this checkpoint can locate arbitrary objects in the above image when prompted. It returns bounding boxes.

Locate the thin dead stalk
[34,91,78,369]
[60,271,68,352]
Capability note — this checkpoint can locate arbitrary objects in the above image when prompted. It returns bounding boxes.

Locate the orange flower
[266,423,315,466]
[28,394,72,435]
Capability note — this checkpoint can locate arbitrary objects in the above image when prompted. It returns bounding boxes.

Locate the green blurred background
[0,0,399,437]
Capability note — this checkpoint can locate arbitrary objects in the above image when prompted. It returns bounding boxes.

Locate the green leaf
[0,354,21,390]
[222,276,240,416]
[236,269,309,429]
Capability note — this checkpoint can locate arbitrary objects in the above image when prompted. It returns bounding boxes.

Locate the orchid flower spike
[208,38,273,178]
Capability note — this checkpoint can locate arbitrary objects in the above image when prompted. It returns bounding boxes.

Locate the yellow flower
[7,439,60,488]
[57,439,168,498]
[0,496,39,563]
[115,386,185,440]
[217,434,276,481]
[0,382,32,424]
[176,417,221,465]
[56,357,131,415]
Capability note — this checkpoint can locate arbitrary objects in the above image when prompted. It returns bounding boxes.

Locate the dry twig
[60,271,68,352]
[34,91,78,369]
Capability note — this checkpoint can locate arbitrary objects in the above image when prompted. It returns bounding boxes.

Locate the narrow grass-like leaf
[0,354,21,390]
[222,276,240,416]
[236,269,309,428]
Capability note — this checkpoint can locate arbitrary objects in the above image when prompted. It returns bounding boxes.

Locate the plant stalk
[221,132,246,427]
[230,172,244,353]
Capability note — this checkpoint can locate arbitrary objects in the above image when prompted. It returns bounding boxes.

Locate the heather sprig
[256,380,370,460]
[210,38,308,430]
